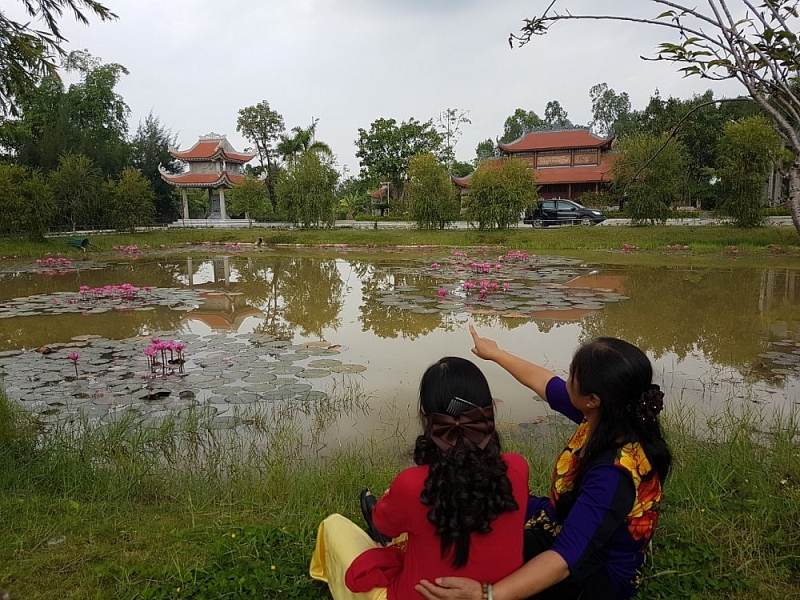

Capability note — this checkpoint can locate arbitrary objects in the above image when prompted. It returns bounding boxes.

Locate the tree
[612,133,690,224]
[589,83,631,137]
[277,118,333,166]
[107,168,155,232]
[544,100,572,128]
[0,164,55,240]
[276,151,338,228]
[717,116,785,227]
[450,160,474,177]
[435,108,472,168]
[8,50,130,176]
[228,175,271,226]
[500,109,543,143]
[474,138,496,165]
[0,0,116,116]
[510,0,800,235]
[49,153,105,231]
[406,153,459,229]
[129,112,182,222]
[236,101,285,210]
[466,158,538,229]
[354,117,442,201]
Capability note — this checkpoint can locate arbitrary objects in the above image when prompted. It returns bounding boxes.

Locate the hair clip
[445,396,480,416]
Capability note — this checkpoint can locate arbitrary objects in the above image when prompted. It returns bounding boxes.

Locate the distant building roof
[169,133,256,163]
[499,128,613,153]
[369,185,388,199]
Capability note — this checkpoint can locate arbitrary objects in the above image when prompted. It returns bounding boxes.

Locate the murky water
[1,249,798,443]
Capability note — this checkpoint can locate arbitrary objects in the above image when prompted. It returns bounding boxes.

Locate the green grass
[0,224,798,261]
[1,389,798,599]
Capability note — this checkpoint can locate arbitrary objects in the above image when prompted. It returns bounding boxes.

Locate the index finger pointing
[469,323,479,341]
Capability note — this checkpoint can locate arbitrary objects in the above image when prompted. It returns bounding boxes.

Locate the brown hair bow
[425,405,495,452]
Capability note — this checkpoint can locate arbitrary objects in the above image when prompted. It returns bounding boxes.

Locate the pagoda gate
[160,133,256,220]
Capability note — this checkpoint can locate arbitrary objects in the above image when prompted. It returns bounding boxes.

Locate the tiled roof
[534,154,617,185]
[369,186,388,199]
[159,170,246,188]
[454,154,617,187]
[170,139,256,163]
[499,129,613,152]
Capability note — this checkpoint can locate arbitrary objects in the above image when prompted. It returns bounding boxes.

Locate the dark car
[524,199,606,228]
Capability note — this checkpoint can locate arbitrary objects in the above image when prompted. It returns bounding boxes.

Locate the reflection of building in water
[184,256,232,287]
[183,291,263,331]
[760,270,799,340]
[533,275,627,322]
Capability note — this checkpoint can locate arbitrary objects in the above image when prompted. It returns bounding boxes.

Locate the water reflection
[581,267,800,380]
[0,253,798,428]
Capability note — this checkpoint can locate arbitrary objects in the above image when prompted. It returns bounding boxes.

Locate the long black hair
[413,357,518,569]
[570,337,672,487]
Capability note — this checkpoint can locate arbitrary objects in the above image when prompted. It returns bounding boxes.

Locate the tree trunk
[265,155,278,212]
[789,160,800,236]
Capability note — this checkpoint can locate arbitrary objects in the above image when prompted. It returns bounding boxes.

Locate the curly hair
[413,357,519,568]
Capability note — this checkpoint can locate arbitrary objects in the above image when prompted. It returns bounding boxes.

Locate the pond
[0,247,798,444]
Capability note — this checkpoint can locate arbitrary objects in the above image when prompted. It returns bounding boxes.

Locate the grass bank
[1,391,798,599]
[0,225,799,262]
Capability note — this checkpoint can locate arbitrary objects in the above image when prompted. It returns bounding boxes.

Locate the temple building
[160,133,256,220]
[453,127,617,201]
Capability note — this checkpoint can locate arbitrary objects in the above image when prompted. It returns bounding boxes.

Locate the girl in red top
[310,356,530,600]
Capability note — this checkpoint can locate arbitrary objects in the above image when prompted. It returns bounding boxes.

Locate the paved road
[54,216,794,235]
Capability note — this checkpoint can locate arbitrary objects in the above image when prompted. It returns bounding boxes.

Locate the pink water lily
[67,352,81,377]
[437,288,448,297]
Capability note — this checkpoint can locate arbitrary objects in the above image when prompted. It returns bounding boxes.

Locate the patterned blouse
[525,377,663,598]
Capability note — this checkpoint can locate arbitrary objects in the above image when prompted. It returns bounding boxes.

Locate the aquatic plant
[67,352,81,378]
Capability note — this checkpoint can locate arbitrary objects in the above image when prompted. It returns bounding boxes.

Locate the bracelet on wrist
[481,582,493,600]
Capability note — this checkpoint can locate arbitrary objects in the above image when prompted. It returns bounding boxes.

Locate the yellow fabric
[309,513,389,600]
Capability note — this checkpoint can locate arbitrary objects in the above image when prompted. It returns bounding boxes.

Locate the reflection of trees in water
[228,256,345,340]
[0,308,183,351]
[281,258,344,338]
[359,267,442,339]
[581,267,800,377]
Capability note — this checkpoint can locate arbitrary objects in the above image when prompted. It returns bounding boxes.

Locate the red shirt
[367,452,529,600]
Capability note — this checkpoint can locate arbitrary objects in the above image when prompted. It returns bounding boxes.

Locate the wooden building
[453,127,617,201]
[160,133,255,220]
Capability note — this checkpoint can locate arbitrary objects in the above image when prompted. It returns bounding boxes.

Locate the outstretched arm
[469,324,556,402]
[415,549,569,600]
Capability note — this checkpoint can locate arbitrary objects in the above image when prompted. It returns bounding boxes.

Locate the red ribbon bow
[425,405,495,452]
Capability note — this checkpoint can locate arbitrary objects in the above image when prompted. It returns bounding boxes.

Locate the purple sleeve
[550,463,635,574]
[545,377,584,424]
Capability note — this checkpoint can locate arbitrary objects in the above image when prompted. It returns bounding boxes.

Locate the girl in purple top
[416,326,672,600]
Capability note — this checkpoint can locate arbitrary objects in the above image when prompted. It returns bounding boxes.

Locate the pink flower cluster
[622,244,639,253]
[666,244,690,251]
[113,245,140,255]
[36,257,73,267]
[505,250,532,262]
[144,338,186,376]
[78,283,143,301]
[467,261,504,274]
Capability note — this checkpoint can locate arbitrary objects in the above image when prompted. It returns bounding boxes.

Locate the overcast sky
[41,0,745,176]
